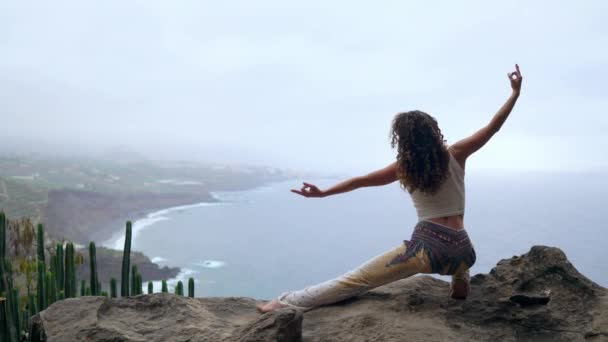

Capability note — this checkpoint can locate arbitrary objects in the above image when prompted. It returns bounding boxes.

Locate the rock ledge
[31,246,608,342]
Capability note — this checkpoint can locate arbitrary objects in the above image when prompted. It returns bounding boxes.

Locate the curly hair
[389,110,450,195]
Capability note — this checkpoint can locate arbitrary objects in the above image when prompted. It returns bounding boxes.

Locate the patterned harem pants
[277,219,476,310]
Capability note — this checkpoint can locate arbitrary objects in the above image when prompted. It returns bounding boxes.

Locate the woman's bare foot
[450,279,470,300]
[256,299,285,313]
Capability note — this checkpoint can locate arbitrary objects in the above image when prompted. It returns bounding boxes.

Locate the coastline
[101,200,228,250]
[96,180,295,289]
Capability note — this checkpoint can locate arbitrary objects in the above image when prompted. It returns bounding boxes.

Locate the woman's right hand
[508,64,523,95]
[291,182,325,198]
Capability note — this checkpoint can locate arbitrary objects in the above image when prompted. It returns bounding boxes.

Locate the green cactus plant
[11,287,21,341]
[161,280,168,293]
[110,278,117,298]
[36,261,46,311]
[89,242,99,296]
[46,272,57,305]
[1,295,18,342]
[36,224,45,264]
[64,242,76,298]
[136,273,143,295]
[147,281,153,294]
[50,254,57,282]
[27,294,37,318]
[58,290,65,300]
[0,212,6,296]
[55,243,65,291]
[121,221,132,297]
[175,281,184,296]
[0,212,5,260]
[131,265,138,295]
[101,291,108,297]
[56,243,64,292]
[188,278,195,298]
[85,286,91,296]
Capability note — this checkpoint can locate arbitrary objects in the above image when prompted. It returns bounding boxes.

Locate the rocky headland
[30,245,608,341]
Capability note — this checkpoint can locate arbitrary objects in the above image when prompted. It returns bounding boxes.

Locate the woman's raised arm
[450,64,523,162]
[291,161,398,198]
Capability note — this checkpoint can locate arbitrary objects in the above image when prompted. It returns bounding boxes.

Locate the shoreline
[101,200,228,251]
[97,180,298,288]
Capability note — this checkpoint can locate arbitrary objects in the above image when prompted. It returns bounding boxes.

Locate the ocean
[103,170,608,299]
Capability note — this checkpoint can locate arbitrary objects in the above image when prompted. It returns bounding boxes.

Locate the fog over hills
[2,1,607,175]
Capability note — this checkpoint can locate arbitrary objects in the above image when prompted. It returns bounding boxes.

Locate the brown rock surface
[30,246,608,341]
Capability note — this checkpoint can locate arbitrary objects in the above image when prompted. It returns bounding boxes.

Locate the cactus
[136,273,143,295]
[175,281,184,296]
[188,278,195,297]
[1,296,18,342]
[27,294,37,318]
[58,290,65,300]
[11,287,21,341]
[0,212,6,261]
[131,265,138,295]
[89,242,99,296]
[46,272,57,305]
[0,212,6,296]
[36,261,46,311]
[85,286,91,296]
[121,221,132,297]
[36,223,45,264]
[147,281,153,294]
[101,291,108,297]
[49,254,57,281]
[56,243,64,292]
[110,278,117,298]
[64,242,76,298]
[21,309,29,340]
[161,280,168,293]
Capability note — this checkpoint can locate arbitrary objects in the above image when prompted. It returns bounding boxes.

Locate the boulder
[30,246,608,341]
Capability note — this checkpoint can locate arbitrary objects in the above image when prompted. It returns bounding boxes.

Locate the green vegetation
[64,242,76,298]
[89,242,99,296]
[188,277,195,298]
[0,211,195,339]
[110,278,117,298]
[0,154,297,226]
[121,222,132,297]
[175,281,184,296]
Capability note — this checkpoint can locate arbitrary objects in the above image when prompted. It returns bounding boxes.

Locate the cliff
[30,246,608,341]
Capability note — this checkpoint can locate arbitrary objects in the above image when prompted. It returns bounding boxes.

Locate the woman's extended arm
[450,64,523,161]
[291,161,398,198]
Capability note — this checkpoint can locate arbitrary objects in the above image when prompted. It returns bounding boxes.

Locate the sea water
[108,170,608,299]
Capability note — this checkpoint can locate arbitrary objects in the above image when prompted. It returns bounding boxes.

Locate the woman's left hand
[291,182,325,198]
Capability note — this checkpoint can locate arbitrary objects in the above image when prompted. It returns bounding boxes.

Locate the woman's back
[409,148,465,222]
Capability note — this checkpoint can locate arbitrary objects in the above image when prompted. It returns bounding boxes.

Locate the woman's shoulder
[447,146,466,173]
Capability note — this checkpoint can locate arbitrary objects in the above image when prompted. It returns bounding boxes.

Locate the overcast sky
[1,1,607,174]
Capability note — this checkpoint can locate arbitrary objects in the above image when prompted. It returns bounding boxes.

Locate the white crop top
[409,150,465,221]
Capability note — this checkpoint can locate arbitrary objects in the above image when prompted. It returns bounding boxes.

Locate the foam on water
[151,256,168,263]
[149,268,197,293]
[193,260,226,269]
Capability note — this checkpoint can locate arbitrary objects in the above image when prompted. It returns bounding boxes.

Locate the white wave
[194,260,226,269]
[101,201,227,250]
[210,184,275,202]
[151,256,168,263]
[149,268,197,294]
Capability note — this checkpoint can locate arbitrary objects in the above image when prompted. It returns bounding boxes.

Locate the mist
[2,1,607,174]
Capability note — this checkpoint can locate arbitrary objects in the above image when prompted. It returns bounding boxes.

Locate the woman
[258,64,523,313]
